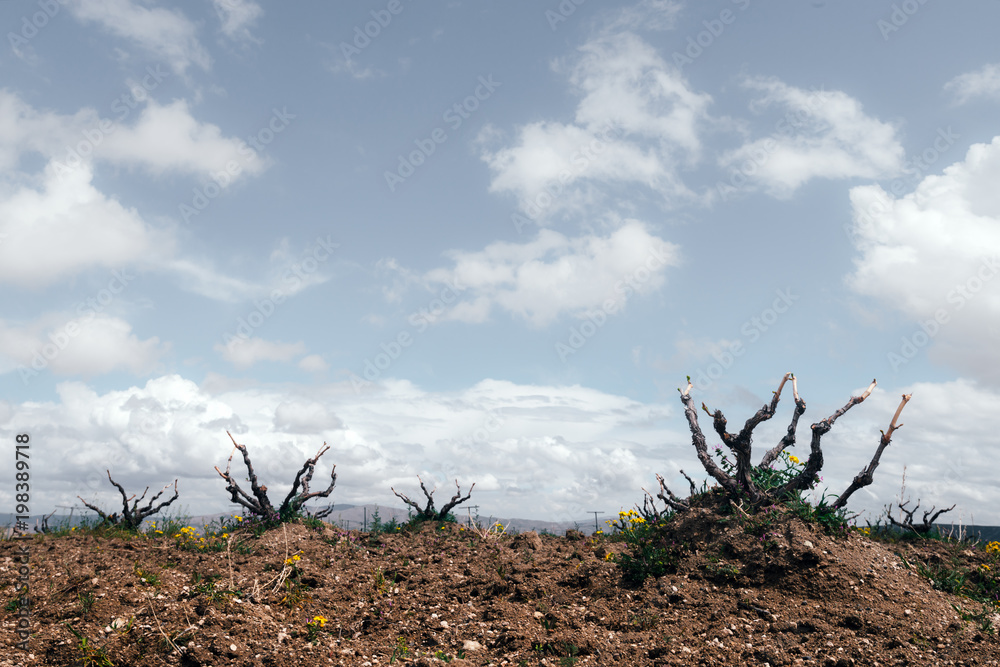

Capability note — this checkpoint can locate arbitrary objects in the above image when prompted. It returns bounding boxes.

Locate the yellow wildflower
[788,455,800,464]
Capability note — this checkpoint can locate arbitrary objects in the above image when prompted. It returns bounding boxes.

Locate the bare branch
[216,431,337,523]
[392,477,475,521]
[437,480,476,518]
[885,498,956,535]
[678,379,739,497]
[654,473,691,513]
[78,471,179,530]
[679,469,697,496]
[760,374,806,468]
[831,393,912,509]
[280,443,337,518]
[780,381,885,500]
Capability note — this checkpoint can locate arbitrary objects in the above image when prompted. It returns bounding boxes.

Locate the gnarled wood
[392,477,475,521]
[78,471,178,530]
[216,431,337,523]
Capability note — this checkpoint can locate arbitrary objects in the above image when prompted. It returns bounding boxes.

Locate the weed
[627,608,660,630]
[704,558,741,583]
[432,649,466,662]
[63,622,115,667]
[305,615,327,643]
[78,591,97,615]
[607,509,686,586]
[132,562,160,587]
[389,636,411,663]
[559,643,581,666]
[952,602,996,635]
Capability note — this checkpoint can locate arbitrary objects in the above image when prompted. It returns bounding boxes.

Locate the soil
[3,496,1000,667]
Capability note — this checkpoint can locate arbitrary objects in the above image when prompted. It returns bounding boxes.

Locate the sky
[2,0,1000,529]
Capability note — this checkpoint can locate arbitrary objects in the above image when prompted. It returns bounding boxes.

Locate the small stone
[803,540,814,549]
[230,644,237,651]
[463,640,483,651]
[904,609,912,616]
[533,611,544,619]
[440,620,449,628]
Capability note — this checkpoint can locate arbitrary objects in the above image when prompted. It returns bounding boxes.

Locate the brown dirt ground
[2,498,1000,667]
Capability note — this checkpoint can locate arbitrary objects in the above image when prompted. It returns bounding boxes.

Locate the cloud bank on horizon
[2,0,999,527]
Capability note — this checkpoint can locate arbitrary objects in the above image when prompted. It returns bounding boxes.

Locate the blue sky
[2,0,1000,527]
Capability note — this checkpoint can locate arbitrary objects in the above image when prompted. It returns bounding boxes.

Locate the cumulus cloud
[65,0,212,75]
[1,373,998,524]
[411,219,680,328]
[0,90,266,183]
[945,63,1000,105]
[0,91,278,292]
[0,374,678,522]
[0,313,169,379]
[97,99,268,178]
[718,77,904,198]
[0,162,172,288]
[274,400,343,433]
[844,135,1000,384]
[480,31,713,219]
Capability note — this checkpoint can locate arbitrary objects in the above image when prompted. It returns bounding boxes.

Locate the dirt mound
[2,508,1000,666]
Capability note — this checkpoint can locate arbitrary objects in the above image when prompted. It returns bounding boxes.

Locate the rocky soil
[3,500,1000,666]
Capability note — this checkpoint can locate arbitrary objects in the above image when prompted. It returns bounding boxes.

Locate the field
[3,495,1000,666]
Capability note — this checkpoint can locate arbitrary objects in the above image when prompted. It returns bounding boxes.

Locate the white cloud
[480,32,712,219]
[0,90,266,182]
[844,136,1000,384]
[212,0,263,44]
[945,63,1000,105]
[298,355,329,373]
[65,0,212,75]
[0,313,168,379]
[2,373,999,524]
[274,400,342,433]
[0,374,677,522]
[718,77,904,198]
[215,337,308,369]
[0,162,173,288]
[416,219,680,327]
[98,99,267,178]
[0,91,282,292]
